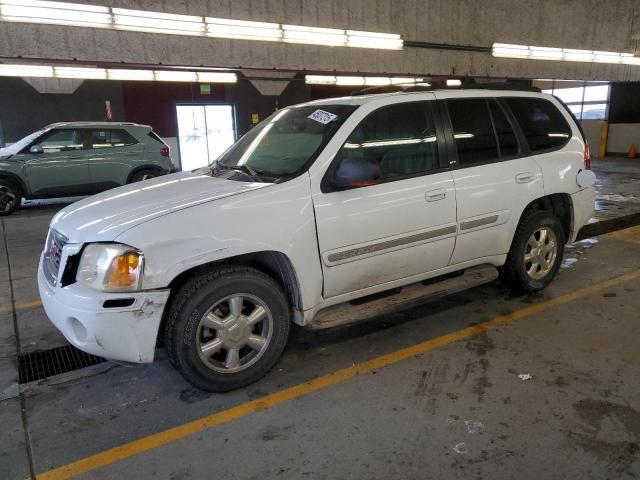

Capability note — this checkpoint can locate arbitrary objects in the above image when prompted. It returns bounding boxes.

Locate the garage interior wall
[1,0,640,82]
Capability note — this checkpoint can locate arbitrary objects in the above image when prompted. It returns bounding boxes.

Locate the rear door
[22,128,90,196]
[88,128,143,189]
[437,95,545,264]
[311,98,458,298]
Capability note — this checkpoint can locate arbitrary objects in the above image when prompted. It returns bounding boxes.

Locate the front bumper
[38,261,170,363]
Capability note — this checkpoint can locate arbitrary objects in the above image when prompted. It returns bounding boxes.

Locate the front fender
[115,174,324,310]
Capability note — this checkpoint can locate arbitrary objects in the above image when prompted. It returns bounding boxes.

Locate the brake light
[583,144,591,170]
[160,146,169,157]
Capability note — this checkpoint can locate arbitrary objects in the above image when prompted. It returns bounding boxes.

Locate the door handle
[515,173,534,184]
[425,189,447,202]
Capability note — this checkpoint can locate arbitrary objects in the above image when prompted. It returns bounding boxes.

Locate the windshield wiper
[230,164,258,177]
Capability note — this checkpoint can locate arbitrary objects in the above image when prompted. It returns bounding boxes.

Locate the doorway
[176,104,236,171]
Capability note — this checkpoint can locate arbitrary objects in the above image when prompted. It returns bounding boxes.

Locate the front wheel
[164,266,291,392]
[0,180,22,216]
[502,210,565,292]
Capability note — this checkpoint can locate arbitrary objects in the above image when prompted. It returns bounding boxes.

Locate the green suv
[0,122,176,215]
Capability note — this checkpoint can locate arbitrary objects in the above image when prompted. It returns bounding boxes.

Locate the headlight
[77,243,144,292]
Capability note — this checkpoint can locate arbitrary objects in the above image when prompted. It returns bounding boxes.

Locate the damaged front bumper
[38,264,170,363]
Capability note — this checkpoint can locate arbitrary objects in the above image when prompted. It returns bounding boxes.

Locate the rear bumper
[570,187,596,242]
[38,260,170,363]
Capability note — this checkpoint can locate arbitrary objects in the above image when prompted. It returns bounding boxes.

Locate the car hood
[51,171,270,243]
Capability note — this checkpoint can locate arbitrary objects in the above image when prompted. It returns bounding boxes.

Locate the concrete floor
[2,185,640,479]
[593,157,640,220]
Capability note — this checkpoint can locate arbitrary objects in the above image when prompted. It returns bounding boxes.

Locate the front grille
[18,345,106,384]
[43,229,67,286]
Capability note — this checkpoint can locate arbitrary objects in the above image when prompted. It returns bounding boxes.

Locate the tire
[502,210,565,293]
[164,266,291,392]
[0,179,22,216]
[130,169,159,183]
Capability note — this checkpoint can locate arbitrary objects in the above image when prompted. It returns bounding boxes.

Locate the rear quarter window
[505,97,572,152]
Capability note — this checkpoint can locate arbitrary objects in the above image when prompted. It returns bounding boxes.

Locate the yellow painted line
[36,269,640,480]
[0,300,42,315]
[606,224,640,244]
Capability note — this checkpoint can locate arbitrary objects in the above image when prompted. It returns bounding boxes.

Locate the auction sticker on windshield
[308,109,338,124]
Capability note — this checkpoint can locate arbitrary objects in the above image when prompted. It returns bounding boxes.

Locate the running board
[310,265,499,329]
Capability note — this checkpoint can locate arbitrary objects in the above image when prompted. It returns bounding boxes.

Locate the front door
[312,98,458,298]
[22,128,90,196]
[437,95,545,264]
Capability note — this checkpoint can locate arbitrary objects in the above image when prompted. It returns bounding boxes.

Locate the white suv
[38,88,596,391]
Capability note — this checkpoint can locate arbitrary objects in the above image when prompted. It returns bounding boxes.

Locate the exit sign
[200,84,211,95]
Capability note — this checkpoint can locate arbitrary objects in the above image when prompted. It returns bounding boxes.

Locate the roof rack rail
[351,84,434,96]
[462,82,541,92]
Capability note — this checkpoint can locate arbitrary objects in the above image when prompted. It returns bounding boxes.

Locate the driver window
[339,101,440,180]
[35,129,85,153]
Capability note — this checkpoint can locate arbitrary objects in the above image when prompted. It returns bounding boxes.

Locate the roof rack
[351,81,540,96]
[351,84,434,96]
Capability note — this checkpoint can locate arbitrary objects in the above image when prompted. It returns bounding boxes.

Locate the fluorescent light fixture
[493,42,640,66]
[282,24,346,46]
[364,77,391,86]
[55,66,107,79]
[305,75,337,85]
[336,76,365,86]
[0,63,53,77]
[0,62,237,83]
[107,69,155,81]
[0,0,111,27]
[305,75,425,86]
[0,1,404,49]
[196,72,237,83]
[154,70,197,82]
[112,8,205,35]
[447,79,462,87]
[346,30,403,50]
[206,17,281,41]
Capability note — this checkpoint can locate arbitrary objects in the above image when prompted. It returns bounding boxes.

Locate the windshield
[216,104,355,179]
[0,128,47,156]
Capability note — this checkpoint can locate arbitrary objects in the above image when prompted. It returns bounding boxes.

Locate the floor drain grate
[18,345,106,384]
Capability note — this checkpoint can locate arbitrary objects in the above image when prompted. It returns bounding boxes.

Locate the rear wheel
[0,179,22,216]
[130,169,159,183]
[164,266,290,392]
[502,210,564,292]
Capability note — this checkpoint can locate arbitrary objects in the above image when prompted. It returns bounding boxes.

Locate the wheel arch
[520,193,573,243]
[158,250,304,344]
[0,171,28,198]
[126,164,167,183]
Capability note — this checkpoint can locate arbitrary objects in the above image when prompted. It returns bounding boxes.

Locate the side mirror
[330,157,381,189]
[29,145,44,154]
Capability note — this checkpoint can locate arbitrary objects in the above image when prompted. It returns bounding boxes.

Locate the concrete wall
[607,124,640,154]
[1,0,639,81]
[0,77,125,142]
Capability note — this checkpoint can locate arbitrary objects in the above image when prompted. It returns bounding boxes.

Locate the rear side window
[147,131,166,145]
[446,99,499,165]
[505,98,572,152]
[91,129,138,149]
[340,101,440,180]
[488,100,519,157]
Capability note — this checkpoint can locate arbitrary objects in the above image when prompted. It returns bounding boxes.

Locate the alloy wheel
[524,227,558,280]
[196,294,273,373]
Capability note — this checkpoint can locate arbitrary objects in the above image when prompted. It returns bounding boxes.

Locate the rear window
[505,98,572,152]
